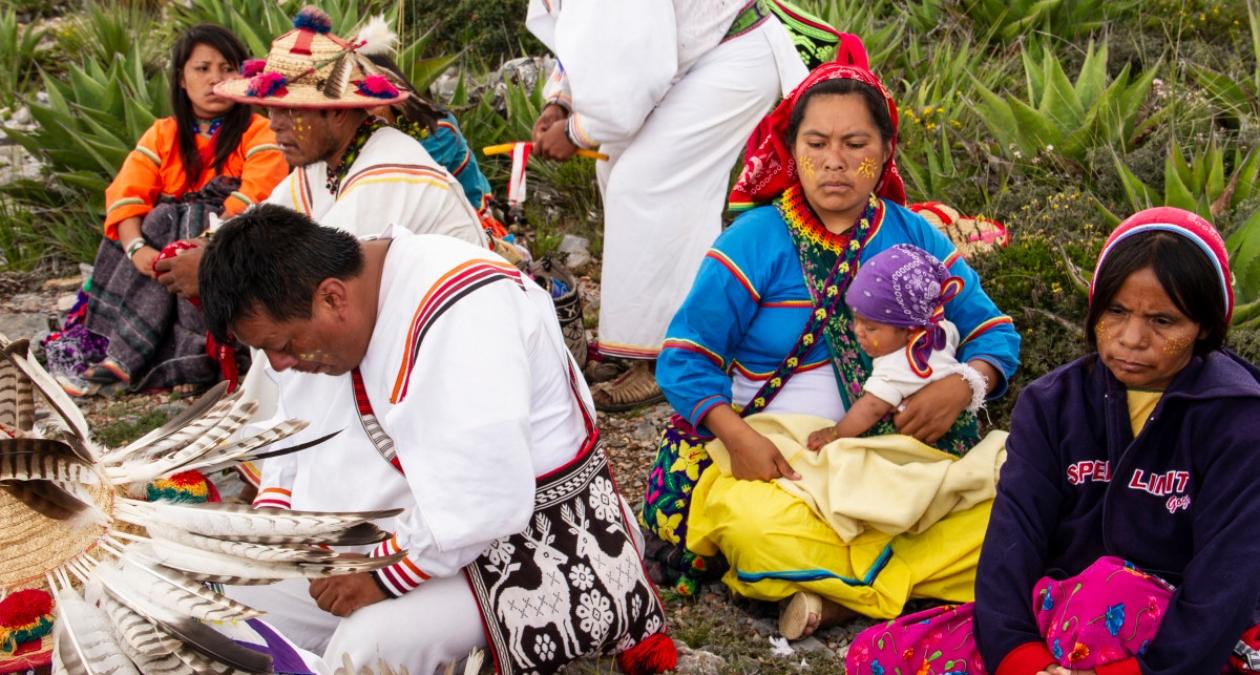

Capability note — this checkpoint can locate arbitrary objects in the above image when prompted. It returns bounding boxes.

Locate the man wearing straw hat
[154,6,487,299]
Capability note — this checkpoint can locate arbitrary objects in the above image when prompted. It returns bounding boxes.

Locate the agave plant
[891,31,1014,199]
[59,1,163,69]
[1107,140,1260,224]
[2,44,167,230]
[0,8,46,111]
[971,40,1163,170]
[948,0,1130,44]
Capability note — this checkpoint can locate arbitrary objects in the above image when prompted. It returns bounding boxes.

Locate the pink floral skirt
[844,556,1178,674]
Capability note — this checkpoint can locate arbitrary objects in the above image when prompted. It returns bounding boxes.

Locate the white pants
[595,18,804,359]
[228,574,486,675]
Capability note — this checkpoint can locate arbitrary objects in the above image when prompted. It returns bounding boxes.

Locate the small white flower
[577,590,612,642]
[534,633,557,661]
[486,539,516,567]
[568,563,596,591]
[642,614,662,638]
[1045,144,1055,152]
[588,477,619,523]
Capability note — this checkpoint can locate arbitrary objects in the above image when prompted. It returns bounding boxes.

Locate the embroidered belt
[723,0,770,42]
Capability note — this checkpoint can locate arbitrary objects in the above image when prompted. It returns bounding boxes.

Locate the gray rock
[0,312,52,340]
[632,418,658,445]
[673,641,727,675]
[559,234,593,270]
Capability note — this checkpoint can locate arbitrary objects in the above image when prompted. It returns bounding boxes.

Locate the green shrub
[405,0,539,68]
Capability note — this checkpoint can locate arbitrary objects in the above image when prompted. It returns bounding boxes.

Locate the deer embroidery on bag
[562,495,644,636]
[488,513,581,668]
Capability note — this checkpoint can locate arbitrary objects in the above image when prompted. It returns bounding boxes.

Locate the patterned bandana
[728,43,907,210]
[1091,206,1234,323]
[846,244,963,375]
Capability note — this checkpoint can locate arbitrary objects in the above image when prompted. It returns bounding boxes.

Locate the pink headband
[1090,207,1233,323]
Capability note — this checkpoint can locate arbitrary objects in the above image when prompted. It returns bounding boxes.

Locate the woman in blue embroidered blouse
[643,55,1021,640]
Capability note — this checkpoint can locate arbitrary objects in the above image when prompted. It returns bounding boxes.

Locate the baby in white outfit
[808,244,986,450]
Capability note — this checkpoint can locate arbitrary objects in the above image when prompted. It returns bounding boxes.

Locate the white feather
[52,585,141,675]
[118,499,398,539]
[355,15,397,56]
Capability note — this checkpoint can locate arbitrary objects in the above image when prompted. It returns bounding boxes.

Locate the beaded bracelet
[124,237,146,260]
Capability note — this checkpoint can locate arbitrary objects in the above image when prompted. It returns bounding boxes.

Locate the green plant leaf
[1164,146,1199,212]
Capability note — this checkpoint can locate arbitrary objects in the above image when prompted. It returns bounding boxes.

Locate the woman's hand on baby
[894,374,971,443]
[728,428,801,482]
[807,426,838,451]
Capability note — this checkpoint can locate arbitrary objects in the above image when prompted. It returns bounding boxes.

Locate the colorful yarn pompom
[293,6,333,34]
[246,71,288,99]
[354,75,400,99]
[240,58,266,78]
[145,470,220,504]
[616,633,678,675]
[0,589,54,655]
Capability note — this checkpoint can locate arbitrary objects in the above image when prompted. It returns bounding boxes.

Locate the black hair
[786,77,895,148]
[170,24,252,191]
[199,204,366,341]
[365,53,446,131]
[1086,230,1228,356]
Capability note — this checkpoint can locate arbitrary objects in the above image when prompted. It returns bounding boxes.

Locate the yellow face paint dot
[798,155,817,179]
[856,157,878,179]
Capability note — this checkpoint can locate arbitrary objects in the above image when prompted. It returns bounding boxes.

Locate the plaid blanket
[84,176,243,390]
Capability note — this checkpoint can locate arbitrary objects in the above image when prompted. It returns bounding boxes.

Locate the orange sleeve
[103,121,170,240]
[222,116,288,216]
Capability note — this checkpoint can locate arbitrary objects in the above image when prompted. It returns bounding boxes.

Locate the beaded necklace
[194,117,224,137]
[326,118,385,195]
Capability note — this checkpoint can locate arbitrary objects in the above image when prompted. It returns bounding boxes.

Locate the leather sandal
[778,591,824,640]
[590,360,664,412]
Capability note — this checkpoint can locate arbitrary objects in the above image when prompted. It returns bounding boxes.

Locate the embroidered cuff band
[955,362,988,413]
[370,535,429,597]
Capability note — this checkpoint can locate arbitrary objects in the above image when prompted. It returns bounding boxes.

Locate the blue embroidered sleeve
[658,214,772,429]
[420,113,492,211]
[891,204,1021,398]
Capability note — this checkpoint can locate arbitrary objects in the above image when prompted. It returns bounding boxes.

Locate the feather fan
[0,333,413,674]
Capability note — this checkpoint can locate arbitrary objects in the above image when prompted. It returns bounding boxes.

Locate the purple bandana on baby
[845,244,963,375]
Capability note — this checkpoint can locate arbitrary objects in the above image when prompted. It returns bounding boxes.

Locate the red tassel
[616,632,677,675]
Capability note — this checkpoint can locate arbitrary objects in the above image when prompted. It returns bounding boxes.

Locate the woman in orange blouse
[73,24,288,393]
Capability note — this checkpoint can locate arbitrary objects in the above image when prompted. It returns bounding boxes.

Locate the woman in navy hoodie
[845,206,1260,675]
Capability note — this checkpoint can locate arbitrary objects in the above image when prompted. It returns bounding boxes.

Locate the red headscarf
[728,35,907,209]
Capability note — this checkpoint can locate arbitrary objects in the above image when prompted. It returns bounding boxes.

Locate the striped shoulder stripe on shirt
[338,163,453,198]
[389,259,525,404]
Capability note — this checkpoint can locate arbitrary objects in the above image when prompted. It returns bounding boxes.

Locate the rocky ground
[0,267,892,673]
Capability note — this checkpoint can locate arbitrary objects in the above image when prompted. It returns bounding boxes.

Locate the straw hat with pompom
[215,6,407,109]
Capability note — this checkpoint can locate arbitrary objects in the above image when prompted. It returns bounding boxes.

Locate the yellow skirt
[685,467,992,619]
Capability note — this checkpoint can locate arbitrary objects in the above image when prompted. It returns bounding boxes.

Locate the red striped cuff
[1096,658,1141,675]
[370,535,430,597]
[252,487,291,510]
[996,642,1056,675]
